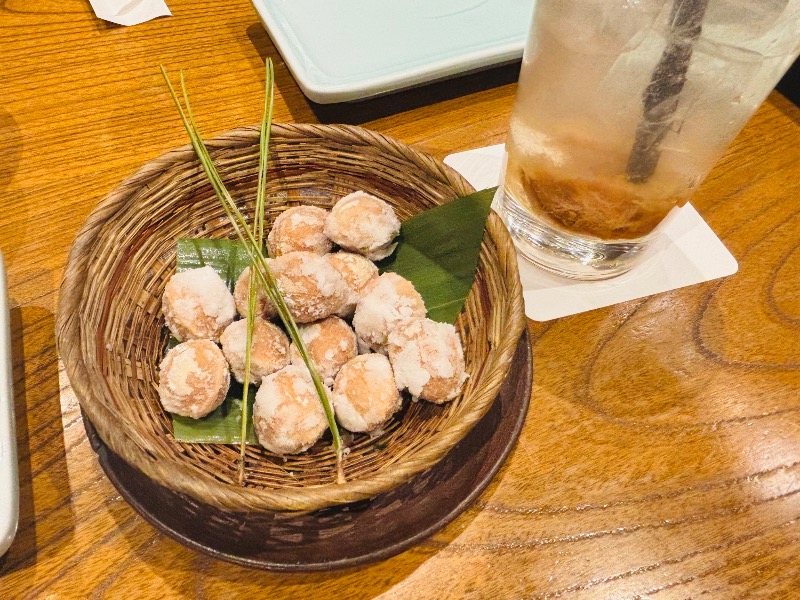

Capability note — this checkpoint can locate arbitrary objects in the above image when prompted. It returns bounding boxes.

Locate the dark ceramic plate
[84,330,531,571]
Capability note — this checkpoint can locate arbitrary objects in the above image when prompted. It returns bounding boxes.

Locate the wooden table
[2,1,799,597]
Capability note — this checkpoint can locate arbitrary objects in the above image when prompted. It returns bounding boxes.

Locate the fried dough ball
[253,365,328,455]
[219,317,290,384]
[324,191,401,260]
[327,252,379,318]
[387,318,467,404]
[267,205,332,257]
[158,339,230,419]
[162,266,236,342]
[233,266,277,320]
[272,251,348,323]
[289,316,358,384]
[332,354,402,432]
[352,272,426,352]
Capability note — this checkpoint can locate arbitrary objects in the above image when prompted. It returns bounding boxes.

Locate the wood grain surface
[1,0,799,598]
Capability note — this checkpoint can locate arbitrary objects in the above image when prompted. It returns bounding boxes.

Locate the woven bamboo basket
[56,123,525,512]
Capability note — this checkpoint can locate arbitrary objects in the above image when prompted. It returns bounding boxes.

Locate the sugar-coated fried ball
[253,365,328,455]
[332,354,402,432]
[327,252,379,318]
[289,316,358,384]
[233,266,277,320]
[324,191,400,260]
[272,251,348,323]
[158,339,230,419]
[267,205,332,257]
[219,317,290,384]
[352,272,426,352]
[387,318,467,404]
[162,266,236,342]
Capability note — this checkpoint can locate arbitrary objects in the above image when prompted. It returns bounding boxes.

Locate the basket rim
[56,123,526,512]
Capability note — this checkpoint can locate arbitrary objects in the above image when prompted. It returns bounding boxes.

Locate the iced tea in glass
[500,0,800,279]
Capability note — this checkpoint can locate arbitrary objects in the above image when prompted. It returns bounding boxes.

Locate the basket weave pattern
[57,124,525,512]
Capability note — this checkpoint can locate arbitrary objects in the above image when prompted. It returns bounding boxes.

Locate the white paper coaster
[88,0,171,26]
[444,144,738,321]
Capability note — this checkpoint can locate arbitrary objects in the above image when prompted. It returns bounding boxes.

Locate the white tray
[0,251,17,556]
[251,0,533,103]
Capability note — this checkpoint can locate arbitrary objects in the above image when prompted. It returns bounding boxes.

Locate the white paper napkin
[88,0,171,26]
[444,144,738,321]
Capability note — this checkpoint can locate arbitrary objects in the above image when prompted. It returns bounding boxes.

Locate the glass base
[498,188,649,280]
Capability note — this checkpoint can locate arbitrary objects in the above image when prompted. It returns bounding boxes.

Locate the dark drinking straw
[626,0,710,183]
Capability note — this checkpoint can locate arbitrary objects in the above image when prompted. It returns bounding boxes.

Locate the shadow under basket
[56,123,526,513]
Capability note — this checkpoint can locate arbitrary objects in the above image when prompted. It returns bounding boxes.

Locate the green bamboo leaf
[175,238,251,287]
[378,187,496,324]
[172,389,257,444]
[170,238,259,444]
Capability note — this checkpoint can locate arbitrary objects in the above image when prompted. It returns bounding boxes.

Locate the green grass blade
[161,66,343,469]
[240,59,275,480]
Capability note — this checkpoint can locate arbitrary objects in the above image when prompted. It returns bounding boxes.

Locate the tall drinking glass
[499,0,800,279]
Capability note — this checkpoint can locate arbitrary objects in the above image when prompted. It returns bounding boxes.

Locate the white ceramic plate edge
[251,1,525,103]
[0,251,18,557]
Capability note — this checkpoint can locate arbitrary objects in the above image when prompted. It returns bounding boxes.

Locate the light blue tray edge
[251,1,526,103]
[0,251,18,557]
